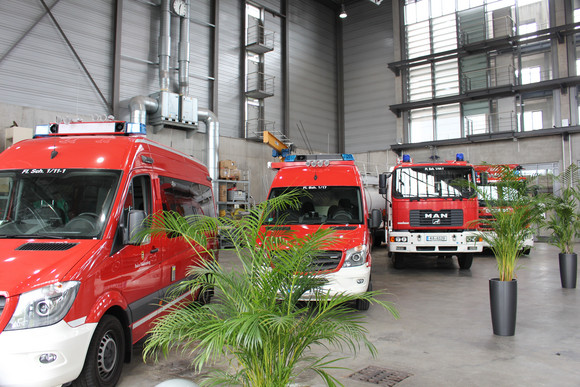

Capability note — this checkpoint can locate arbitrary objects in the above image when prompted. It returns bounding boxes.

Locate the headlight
[6,281,80,331]
[344,245,368,267]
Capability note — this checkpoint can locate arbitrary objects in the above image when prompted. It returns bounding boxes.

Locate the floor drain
[349,366,412,386]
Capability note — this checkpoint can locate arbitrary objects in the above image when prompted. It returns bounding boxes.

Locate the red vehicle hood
[0,239,99,297]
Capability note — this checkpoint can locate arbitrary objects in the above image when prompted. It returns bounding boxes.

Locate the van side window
[160,176,215,218]
[113,175,152,252]
[126,175,152,215]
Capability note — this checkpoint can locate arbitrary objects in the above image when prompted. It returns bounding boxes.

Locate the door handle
[150,248,159,254]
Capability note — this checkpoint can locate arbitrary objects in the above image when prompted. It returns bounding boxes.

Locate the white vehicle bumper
[0,320,97,387]
[388,231,483,254]
[299,264,371,300]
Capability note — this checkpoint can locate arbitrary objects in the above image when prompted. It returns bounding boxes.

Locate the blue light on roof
[402,154,411,162]
[342,154,354,161]
[456,153,464,161]
[284,155,296,161]
[126,122,147,134]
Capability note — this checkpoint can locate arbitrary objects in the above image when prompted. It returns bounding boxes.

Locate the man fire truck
[379,154,483,269]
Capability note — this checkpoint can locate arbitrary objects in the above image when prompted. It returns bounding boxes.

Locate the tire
[392,253,405,270]
[354,281,372,311]
[521,248,531,255]
[458,254,473,270]
[73,315,125,387]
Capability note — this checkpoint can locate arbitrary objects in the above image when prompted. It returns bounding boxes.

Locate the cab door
[109,173,163,336]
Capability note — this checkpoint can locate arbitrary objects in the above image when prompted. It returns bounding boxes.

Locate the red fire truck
[264,154,382,310]
[379,154,482,269]
[0,121,217,387]
[474,164,534,254]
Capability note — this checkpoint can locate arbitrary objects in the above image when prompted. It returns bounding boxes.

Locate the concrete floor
[118,243,580,387]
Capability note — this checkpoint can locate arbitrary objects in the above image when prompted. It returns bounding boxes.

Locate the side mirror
[379,173,389,195]
[126,210,147,245]
[369,209,382,229]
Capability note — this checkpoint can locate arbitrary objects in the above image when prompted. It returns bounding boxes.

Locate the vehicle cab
[0,121,217,387]
[265,154,382,310]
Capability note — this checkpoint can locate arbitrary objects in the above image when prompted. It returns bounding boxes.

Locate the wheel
[521,247,531,255]
[373,230,385,247]
[392,253,405,270]
[458,254,473,270]
[73,315,125,387]
[354,281,372,311]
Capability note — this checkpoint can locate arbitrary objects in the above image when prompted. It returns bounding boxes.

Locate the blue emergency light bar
[402,154,411,162]
[456,153,464,161]
[34,121,146,137]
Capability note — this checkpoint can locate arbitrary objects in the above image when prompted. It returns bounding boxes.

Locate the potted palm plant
[474,165,543,336]
[138,191,399,386]
[545,164,580,289]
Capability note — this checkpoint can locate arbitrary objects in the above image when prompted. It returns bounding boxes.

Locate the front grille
[309,250,342,272]
[16,243,78,251]
[410,209,463,227]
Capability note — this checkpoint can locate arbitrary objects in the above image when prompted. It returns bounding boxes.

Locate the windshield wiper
[9,234,68,239]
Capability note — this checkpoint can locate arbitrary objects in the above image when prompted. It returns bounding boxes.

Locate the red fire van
[264,154,382,310]
[0,121,217,387]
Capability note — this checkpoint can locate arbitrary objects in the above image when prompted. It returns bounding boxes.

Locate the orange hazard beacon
[0,121,217,387]
[378,153,483,270]
[266,154,382,310]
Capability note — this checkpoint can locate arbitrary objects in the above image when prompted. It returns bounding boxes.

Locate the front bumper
[388,231,483,254]
[0,320,97,387]
[299,264,371,300]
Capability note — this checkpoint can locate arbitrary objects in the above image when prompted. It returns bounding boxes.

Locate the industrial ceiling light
[339,3,347,18]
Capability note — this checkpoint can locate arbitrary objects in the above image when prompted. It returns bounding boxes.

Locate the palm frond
[140,191,399,386]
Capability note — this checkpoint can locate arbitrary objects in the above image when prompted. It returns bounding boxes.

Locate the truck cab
[264,154,381,311]
[380,154,483,270]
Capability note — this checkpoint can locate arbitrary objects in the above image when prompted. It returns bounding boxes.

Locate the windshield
[267,186,363,225]
[0,169,121,239]
[393,166,475,199]
[477,184,521,206]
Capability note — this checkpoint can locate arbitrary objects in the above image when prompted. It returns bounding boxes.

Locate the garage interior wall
[1,0,579,203]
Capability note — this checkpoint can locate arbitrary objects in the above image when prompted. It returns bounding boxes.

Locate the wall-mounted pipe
[198,108,220,192]
[159,0,171,91]
[178,0,191,96]
[129,95,158,125]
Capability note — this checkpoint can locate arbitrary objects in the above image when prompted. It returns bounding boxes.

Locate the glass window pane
[436,104,461,140]
[409,108,434,143]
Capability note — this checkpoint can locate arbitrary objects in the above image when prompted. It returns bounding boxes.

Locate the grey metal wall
[342,0,396,153]
[0,0,114,115]
[288,0,338,153]
[217,1,243,137]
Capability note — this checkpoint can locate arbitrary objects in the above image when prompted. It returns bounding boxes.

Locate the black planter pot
[559,253,577,289]
[489,278,517,336]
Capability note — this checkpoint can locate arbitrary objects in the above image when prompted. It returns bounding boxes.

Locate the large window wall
[400,0,567,144]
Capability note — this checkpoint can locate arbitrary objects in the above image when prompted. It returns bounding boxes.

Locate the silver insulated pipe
[178,0,190,96]
[159,0,171,91]
[198,108,220,193]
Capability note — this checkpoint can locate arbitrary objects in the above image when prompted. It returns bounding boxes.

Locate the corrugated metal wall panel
[0,0,114,115]
[343,0,396,153]
[217,1,242,137]
[288,0,337,153]
[263,11,283,137]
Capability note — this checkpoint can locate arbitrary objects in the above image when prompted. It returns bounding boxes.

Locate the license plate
[426,235,447,241]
